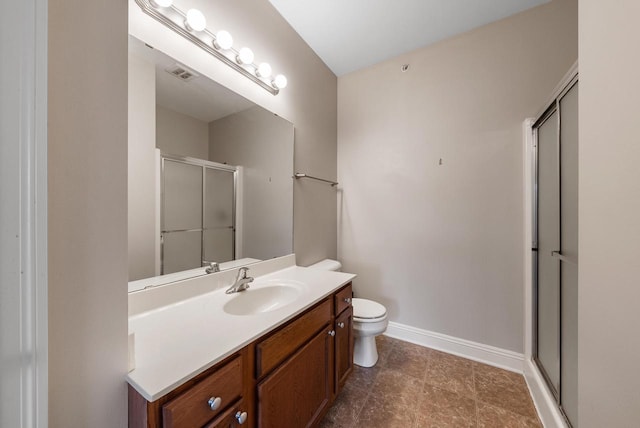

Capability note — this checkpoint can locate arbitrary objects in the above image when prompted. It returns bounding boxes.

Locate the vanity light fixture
[236,47,254,65]
[257,63,272,78]
[185,9,206,32]
[214,30,233,50]
[135,0,286,95]
[273,74,288,89]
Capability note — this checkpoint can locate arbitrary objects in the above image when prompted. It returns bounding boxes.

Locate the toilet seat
[352,298,387,323]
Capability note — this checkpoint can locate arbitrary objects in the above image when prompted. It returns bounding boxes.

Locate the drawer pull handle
[207,396,222,411]
[344,297,351,304]
[337,322,345,328]
[235,411,248,424]
[328,330,336,337]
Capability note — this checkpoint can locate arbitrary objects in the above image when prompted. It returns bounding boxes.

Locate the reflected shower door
[203,166,235,263]
[162,159,203,274]
[161,156,236,274]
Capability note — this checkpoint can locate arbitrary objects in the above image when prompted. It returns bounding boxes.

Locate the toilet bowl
[351,298,388,367]
[308,259,389,368]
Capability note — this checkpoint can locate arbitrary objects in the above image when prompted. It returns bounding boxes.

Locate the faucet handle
[236,266,250,279]
[204,261,220,274]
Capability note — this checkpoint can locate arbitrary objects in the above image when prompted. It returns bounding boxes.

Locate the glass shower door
[161,156,237,274]
[533,78,578,427]
[535,107,561,396]
[203,166,235,263]
[559,81,579,425]
[162,159,203,274]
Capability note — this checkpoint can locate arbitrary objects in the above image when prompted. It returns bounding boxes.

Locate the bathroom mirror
[128,35,294,290]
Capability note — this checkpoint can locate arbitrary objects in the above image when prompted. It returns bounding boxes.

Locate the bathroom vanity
[127,256,354,428]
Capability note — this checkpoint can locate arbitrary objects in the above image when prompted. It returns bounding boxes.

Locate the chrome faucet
[226,267,253,294]
[204,261,220,274]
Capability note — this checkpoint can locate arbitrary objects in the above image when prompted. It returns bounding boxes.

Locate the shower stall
[531,71,578,427]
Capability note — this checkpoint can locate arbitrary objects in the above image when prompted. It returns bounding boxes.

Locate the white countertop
[126,259,355,402]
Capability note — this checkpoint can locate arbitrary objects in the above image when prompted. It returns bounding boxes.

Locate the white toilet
[350,297,388,367]
[308,259,389,368]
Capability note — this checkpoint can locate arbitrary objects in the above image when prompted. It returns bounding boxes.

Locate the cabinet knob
[344,297,351,304]
[337,322,345,328]
[235,411,248,425]
[328,330,336,337]
[207,396,222,411]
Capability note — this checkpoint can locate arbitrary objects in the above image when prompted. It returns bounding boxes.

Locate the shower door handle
[551,251,577,265]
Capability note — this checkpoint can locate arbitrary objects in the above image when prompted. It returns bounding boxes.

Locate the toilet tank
[307,259,342,272]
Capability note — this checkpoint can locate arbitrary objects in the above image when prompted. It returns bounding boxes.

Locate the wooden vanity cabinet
[334,306,354,392]
[129,283,353,428]
[256,325,333,428]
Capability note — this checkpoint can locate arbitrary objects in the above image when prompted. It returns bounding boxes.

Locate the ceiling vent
[165,64,199,82]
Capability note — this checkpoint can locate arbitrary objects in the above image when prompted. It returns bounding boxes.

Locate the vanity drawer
[334,283,352,316]
[162,355,243,428]
[203,399,248,428]
[256,298,332,378]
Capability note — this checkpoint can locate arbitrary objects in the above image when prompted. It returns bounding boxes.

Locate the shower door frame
[160,153,238,275]
[530,71,578,428]
[532,100,561,401]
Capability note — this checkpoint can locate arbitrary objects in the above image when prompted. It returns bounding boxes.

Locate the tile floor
[320,335,542,428]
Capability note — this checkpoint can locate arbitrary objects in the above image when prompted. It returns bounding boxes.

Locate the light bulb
[257,63,272,78]
[213,30,233,50]
[273,74,288,89]
[236,47,254,65]
[185,9,206,32]
[150,0,173,7]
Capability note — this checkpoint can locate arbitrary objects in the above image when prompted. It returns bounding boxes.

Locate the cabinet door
[334,307,354,394]
[257,326,333,428]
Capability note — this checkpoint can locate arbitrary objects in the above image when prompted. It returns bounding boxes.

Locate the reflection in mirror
[128,35,293,289]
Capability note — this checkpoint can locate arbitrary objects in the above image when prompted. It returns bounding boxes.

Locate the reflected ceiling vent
[165,64,199,82]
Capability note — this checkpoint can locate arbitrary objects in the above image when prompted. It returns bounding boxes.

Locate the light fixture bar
[134,0,281,95]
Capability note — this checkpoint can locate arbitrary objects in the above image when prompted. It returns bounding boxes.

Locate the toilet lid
[352,298,387,319]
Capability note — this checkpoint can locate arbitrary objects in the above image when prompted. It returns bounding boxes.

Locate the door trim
[0,0,49,426]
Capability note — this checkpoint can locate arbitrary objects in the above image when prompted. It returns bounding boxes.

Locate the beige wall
[129,52,157,281]
[156,105,209,159]
[578,0,640,425]
[129,0,338,266]
[48,0,128,427]
[209,106,295,259]
[337,0,577,352]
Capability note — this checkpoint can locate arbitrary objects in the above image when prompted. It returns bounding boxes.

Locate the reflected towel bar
[293,173,338,187]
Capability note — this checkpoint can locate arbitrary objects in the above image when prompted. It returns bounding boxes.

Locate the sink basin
[223,285,301,316]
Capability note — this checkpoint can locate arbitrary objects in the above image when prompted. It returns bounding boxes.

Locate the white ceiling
[268,0,549,76]
[129,36,255,123]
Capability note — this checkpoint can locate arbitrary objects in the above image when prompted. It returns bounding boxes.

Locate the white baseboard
[384,321,525,373]
[523,359,569,428]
